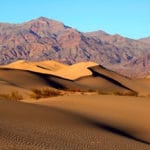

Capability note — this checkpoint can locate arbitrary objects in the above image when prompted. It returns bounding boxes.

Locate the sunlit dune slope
[34,95,150,144]
[55,62,98,80]
[0,60,97,80]
[0,97,150,149]
[0,60,67,73]
[0,68,88,93]
[1,60,150,95]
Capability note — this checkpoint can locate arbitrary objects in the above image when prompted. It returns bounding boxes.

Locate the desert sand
[0,60,150,149]
[0,95,150,149]
[33,95,150,143]
[1,60,150,96]
[0,60,97,80]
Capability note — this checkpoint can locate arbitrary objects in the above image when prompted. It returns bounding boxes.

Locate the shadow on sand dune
[0,99,149,150]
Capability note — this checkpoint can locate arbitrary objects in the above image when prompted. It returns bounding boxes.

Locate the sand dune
[0,69,51,89]
[0,80,31,98]
[0,68,89,95]
[32,60,68,71]
[0,60,150,149]
[55,61,98,80]
[0,96,150,149]
[0,67,134,96]
[34,95,150,144]
[89,65,150,96]
[2,60,68,71]
[1,60,150,96]
[0,60,97,80]
[75,75,132,94]
[0,60,66,75]
[0,68,56,99]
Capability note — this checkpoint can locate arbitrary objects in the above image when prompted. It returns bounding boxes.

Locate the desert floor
[0,94,150,150]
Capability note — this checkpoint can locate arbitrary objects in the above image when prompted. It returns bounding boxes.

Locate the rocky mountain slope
[139,37,150,44]
[0,17,150,77]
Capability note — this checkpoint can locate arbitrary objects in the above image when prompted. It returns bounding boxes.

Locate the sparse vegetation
[112,91,138,96]
[0,91,23,101]
[96,90,138,96]
[30,88,62,99]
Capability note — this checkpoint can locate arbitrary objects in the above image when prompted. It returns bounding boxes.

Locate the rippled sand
[0,95,150,149]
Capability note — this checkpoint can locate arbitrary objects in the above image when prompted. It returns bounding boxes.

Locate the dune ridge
[0,60,150,96]
[0,60,97,80]
[0,60,150,149]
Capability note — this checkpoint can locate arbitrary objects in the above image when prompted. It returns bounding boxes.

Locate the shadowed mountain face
[0,17,150,77]
[114,53,150,78]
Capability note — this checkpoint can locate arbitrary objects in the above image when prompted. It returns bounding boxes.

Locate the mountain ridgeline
[0,17,150,78]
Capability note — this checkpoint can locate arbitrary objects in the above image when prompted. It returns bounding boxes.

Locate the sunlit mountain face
[0,17,150,78]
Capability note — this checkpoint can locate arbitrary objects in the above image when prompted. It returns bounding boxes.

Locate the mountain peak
[37,16,50,21]
[85,30,109,37]
[34,17,64,25]
[27,16,64,26]
[22,17,69,35]
[0,17,150,78]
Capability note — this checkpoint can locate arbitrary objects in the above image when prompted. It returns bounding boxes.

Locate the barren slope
[0,96,150,149]
[34,95,150,144]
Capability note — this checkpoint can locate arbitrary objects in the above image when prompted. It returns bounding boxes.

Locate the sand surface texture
[0,95,150,149]
[0,60,150,149]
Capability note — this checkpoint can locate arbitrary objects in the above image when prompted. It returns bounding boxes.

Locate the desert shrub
[31,88,62,99]
[0,91,23,101]
[124,92,138,97]
[96,90,138,96]
[113,91,138,96]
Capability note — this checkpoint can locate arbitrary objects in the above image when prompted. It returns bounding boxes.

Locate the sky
[0,0,150,39]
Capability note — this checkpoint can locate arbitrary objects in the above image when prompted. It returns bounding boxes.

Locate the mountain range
[0,17,150,78]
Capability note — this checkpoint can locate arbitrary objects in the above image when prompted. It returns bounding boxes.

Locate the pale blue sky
[0,0,150,39]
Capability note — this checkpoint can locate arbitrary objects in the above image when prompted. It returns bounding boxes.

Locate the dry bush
[31,88,62,99]
[113,91,138,96]
[0,91,23,101]
[96,90,138,96]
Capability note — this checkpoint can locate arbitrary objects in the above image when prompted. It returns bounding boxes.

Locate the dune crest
[0,60,98,80]
[55,61,98,80]
[1,60,150,96]
[0,60,150,149]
